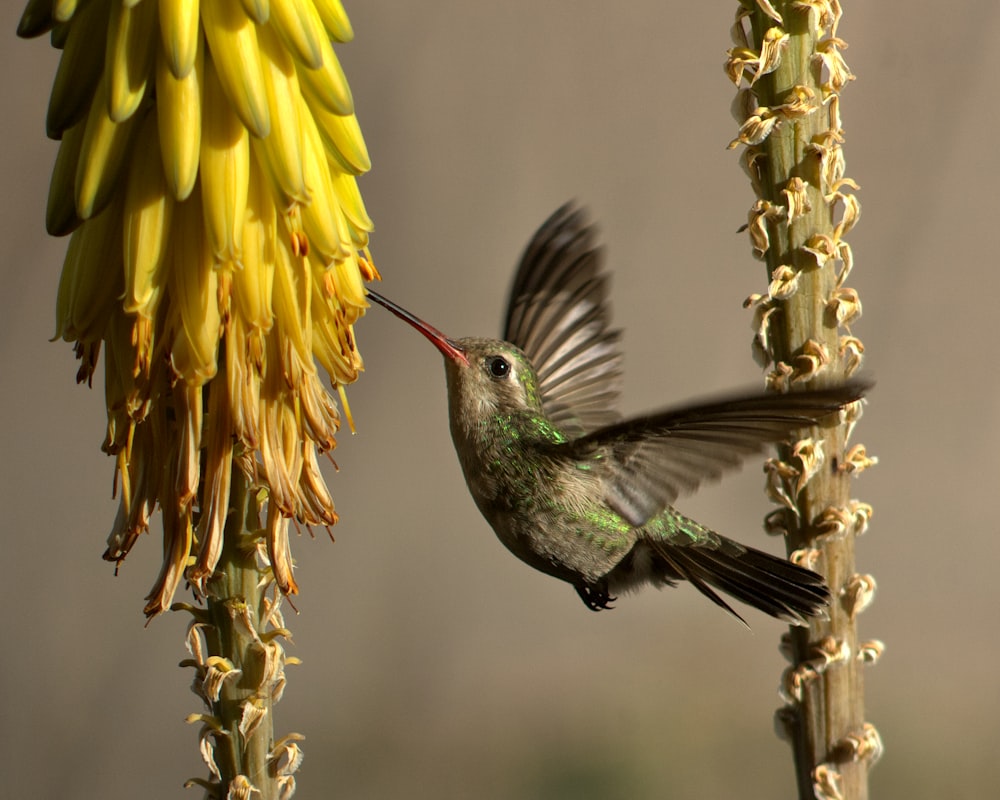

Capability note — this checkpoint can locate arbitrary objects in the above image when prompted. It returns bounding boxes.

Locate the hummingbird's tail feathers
[645,537,830,626]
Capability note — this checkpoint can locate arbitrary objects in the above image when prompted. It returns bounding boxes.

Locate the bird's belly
[486,507,636,585]
[461,448,635,584]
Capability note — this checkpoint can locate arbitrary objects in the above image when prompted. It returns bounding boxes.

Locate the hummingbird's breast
[449,409,636,584]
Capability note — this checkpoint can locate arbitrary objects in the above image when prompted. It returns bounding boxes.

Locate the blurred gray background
[2,2,997,798]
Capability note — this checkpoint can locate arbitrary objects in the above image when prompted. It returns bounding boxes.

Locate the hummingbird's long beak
[366,289,470,365]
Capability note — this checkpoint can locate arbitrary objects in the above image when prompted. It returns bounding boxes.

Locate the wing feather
[503,204,623,434]
[559,383,869,527]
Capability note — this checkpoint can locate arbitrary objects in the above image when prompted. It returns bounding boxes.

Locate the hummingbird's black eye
[487,356,511,379]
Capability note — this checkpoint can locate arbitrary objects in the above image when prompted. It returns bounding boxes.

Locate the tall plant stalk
[725,2,882,798]
[18,0,375,794]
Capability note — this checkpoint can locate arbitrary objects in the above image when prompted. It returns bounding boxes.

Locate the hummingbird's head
[365,290,543,420]
[446,338,543,418]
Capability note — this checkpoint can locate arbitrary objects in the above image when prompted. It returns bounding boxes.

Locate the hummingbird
[366,204,867,624]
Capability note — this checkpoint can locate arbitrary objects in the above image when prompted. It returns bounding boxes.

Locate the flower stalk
[19,0,374,794]
[725,2,882,798]
[180,461,301,798]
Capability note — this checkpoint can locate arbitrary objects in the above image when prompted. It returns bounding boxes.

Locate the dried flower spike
[724,2,879,798]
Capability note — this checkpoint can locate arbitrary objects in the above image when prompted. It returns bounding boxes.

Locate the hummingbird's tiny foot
[574,582,617,611]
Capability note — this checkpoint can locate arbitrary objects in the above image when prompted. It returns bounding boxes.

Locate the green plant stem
[203,468,279,799]
[750,11,840,367]
[740,2,875,798]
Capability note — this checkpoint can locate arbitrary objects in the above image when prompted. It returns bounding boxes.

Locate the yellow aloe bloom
[20,0,376,618]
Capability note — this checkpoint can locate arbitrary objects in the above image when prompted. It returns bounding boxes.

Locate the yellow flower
[19,0,375,617]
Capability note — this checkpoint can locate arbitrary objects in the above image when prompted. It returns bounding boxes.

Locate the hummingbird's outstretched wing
[503,204,624,435]
[560,383,869,528]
